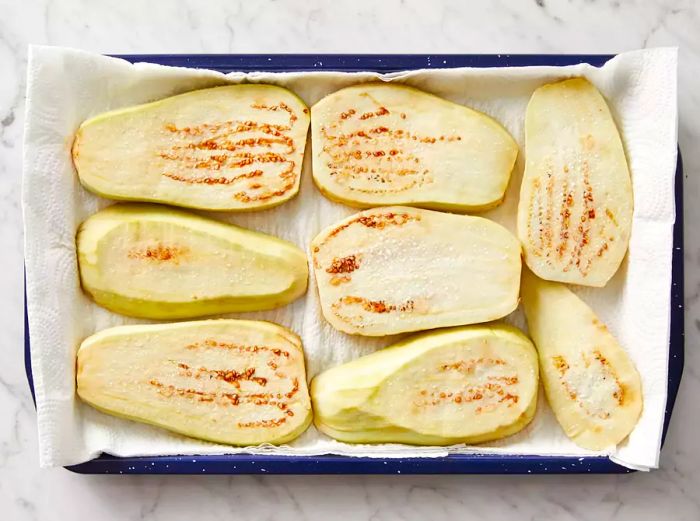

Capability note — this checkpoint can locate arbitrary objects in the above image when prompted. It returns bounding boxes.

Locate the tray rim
[23,53,685,475]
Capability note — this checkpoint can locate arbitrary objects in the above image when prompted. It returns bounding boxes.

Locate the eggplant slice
[517,78,633,287]
[311,324,539,445]
[521,269,642,450]
[311,206,522,336]
[312,83,518,212]
[77,204,308,319]
[73,85,310,211]
[77,320,312,446]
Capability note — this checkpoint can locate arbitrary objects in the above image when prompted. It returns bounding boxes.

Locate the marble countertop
[2,0,698,519]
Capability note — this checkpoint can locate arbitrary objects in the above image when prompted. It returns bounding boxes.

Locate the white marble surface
[1,0,699,519]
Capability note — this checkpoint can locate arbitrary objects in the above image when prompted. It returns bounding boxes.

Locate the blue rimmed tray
[24,54,684,474]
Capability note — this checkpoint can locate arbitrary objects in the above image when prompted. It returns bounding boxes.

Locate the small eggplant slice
[521,269,643,450]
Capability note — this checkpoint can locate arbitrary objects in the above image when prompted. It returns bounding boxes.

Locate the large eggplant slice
[77,320,312,445]
[73,85,310,211]
[311,324,539,445]
[517,78,633,287]
[77,204,308,319]
[311,206,522,336]
[311,83,518,211]
[521,269,642,450]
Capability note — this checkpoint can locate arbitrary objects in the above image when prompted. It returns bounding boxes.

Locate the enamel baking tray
[24,54,684,474]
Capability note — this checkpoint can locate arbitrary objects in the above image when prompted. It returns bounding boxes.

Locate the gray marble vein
[1,0,699,519]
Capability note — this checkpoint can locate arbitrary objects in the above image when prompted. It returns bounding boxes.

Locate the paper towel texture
[22,46,677,469]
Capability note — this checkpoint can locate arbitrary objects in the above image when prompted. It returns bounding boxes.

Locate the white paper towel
[22,46,678,470]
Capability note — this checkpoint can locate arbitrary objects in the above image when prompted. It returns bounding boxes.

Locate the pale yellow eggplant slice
[311,206,521,336]
[73,84,310,211]
[77,204,308,319]
[517,78,633,287]
[311,83,518,212]
[77,320,312,445]
[311,324,539,445]
[520,269,642,450]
